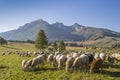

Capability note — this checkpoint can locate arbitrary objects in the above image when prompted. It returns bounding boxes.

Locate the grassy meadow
[0,42,120,80]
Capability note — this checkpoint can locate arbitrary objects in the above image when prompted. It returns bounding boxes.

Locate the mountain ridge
[0,19,120,43]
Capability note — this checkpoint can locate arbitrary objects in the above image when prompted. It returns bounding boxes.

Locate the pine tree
[0,36,7,45]
[52,41,58,51]
[58,40,66,52]
[35,29,48,51]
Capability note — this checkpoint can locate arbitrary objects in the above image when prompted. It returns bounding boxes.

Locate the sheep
[111,53,120,61]
[26,51,32,57]
[53,53,62,66]
[47,54,54,65]
[19,52,25,57]
[90,58,103,73]
[72,52,79,58]
[66,57,75,72]
[2,52,5,56]
[7,51,12,55]
[107,55,114,67]
[31,54,46,70]
[22,60,27,68]
[99,53,106,61]
[94,53,100,60]
[57,55,67,70]
[72,54,89,72]
[66,54,71,58]
[22,59,33,71]
[85,52,95,57]
[111,53,120,64]
[85,52,94,64]
[54,51,61,56]
[55,54,62,61]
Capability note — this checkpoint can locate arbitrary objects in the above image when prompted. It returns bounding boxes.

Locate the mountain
[0,19,120,43]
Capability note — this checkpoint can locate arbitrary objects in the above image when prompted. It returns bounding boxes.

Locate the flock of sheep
[20,51,120,73]
[1,50,120,73]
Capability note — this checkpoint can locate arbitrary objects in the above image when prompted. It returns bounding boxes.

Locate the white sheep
[94,53,100,60]
[72,52,79,58]
[112,53,120,61]
[99,53,106,61]
[57,55,67,70]
[31,54,46,69]
[47,54,54,65]
[53,54,62,65]
[72,54,89,72]
[66,57,75,72]
[111,53,120,64]
[22,60,27,68]
[22,59,33,71]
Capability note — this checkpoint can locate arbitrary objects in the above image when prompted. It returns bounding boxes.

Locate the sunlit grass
[0,42,120,80]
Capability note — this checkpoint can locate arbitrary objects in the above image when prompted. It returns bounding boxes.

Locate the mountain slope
[0,19,120,42]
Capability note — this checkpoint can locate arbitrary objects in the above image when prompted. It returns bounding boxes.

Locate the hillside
[0,19,120,43]
[66,37,120,47]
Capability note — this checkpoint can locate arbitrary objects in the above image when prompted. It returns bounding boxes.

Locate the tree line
[35,29,120,51]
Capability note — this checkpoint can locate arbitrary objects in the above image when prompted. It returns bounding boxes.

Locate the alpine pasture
[0,42,120,80]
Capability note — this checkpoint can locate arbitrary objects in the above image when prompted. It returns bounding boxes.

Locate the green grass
[0,42,120,80]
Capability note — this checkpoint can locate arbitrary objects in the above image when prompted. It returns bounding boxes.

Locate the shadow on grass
[113,65,120,68]
[2,45,21,50]
[0,66,9,69]
[103,63,120,69]
[32,67,58,74]
[93,70,120,78]
[101,70,120,77]
[34,67,58,72]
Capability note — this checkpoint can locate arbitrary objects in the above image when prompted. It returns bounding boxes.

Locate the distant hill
[66,37,120,47]
[0,19,120,44]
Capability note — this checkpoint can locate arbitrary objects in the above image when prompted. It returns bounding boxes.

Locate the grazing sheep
[53,54,62,66]
[111,53,120,64]
[55,51,60,56]
[112,53,120,61]
[22,59,33,71]
[88,54,94,64]
[72,52,79,58]
[66,54,71,58]
[33,51,40,56]
[90,58,103,73]
[107,55,114,67]
[22,60,27,68]
[85,52,94,64]
[47,54,54,65]
[19,52,25,57]
[26,51,32,57]
[99,53,106,61]
[8,51,12,55]
[2,52,5,56]
[31,54,46,69]
[55,54,62,61]
[85,52,95,57]
[66,57,75,72]
[94,53,100,60]
[72,54,89,72]
[57,55,67,70]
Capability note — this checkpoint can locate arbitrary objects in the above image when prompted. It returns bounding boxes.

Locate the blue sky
[0,0,120,32]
